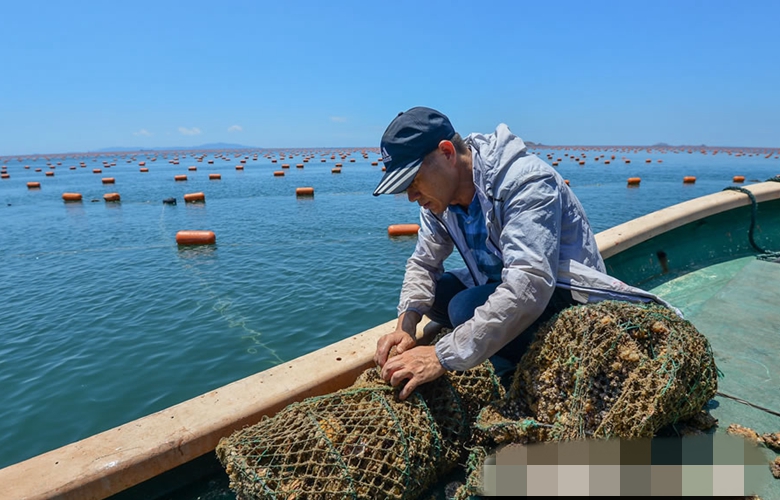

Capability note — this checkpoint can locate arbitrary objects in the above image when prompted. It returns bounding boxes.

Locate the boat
[1,179,779,499]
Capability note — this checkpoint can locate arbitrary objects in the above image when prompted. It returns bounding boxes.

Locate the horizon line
[2,143,780,160]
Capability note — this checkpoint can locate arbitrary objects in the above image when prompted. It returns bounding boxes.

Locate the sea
[1,145,778,470]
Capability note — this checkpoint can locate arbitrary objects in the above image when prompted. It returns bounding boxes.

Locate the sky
[1,0,779,156]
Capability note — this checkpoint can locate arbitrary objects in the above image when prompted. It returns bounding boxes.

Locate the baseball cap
[373,106,455,196]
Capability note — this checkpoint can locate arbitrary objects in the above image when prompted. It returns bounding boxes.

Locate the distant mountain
[94,142,259,153]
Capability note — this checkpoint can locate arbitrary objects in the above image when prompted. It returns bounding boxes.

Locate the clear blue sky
[2,0,778,156]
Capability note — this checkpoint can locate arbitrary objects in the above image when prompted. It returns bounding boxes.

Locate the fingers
[399,378,419,401]
[380,356,399,383]
[374,333,396,367]
[380,345,445,401]
[374,337,389,367]
[382,361,415,401]
[396,335,416,354]
[374,331,415,368]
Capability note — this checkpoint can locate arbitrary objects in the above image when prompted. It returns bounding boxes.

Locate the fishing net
[216,355,503,500]
[452,300,718,498]
[472,300,717,445]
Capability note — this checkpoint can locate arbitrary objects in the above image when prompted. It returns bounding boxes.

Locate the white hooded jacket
[397,124,677,371]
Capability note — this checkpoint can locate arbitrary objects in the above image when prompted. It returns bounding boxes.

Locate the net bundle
[216,358,503,500]
[473,300,718,445]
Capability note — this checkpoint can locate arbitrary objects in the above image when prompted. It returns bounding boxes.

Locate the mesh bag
[216,358,503,500]
[474,300,718,445]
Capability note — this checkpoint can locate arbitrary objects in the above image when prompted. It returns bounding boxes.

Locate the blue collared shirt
[448,194,503,283]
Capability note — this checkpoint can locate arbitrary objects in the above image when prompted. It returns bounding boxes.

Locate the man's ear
[439,140,456,163]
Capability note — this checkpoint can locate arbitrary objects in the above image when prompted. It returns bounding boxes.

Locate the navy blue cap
[373,106,455,196]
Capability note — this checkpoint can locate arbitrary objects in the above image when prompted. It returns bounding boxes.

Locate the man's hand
[374,329,417,368]
[380,345,446,400]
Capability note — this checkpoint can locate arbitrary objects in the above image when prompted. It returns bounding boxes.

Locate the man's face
[405,150,456,215]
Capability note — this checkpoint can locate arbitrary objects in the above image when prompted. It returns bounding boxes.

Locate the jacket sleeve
[435,172,562,371]
[397,208,455,317]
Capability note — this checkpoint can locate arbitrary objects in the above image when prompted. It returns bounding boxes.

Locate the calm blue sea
[1,146,778,469]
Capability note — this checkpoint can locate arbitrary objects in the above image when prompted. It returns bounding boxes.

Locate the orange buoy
[102,177,115,184]
[176,230,216,246]
[273,171,285,176]
[627,177,641,186]
[733,175,745,183]
[282,163,290,169]
[295,187,314,197]
[140,167,149,172]
[335,163,343,167]
[45,171,54,177]
[139,161,146,166]
[552,162,559,166]
[188,166,197,171]
[235,165,244,170]
[564,179,570,185]
[93,169,102,173]
[103,192,121,202]
[683,176,696,184]
[27,182,41,189]
[174,175,187,181]
[209,173,221,180]
[296,164,304,168]
[604,160,611,165]
[332,167,342,174]
[388,224,420,237]
[371,162,378,166]
[62,192,83,202]
[382,166,387,171]
[184,192,205,203]
[624,159,631,164]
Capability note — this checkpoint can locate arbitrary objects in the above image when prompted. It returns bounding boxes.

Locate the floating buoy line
[2,146,777,257]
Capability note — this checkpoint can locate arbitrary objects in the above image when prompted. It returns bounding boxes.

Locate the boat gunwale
[596,180,780,258]
[2,181,780,500]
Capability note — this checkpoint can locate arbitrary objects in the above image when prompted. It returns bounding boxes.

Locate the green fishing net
[217,301,718,499]
[452,300,718,499]
[473,300,717,445]
[216,357,503,500]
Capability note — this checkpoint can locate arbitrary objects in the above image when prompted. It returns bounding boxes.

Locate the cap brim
[372,158,422,196]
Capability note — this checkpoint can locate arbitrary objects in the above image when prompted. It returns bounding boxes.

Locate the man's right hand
[374,329,417,368]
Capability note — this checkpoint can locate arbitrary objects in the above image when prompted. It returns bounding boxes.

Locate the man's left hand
[380,345,446,400]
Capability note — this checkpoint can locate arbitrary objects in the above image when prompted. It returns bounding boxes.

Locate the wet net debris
[217,301,722,499]
[216,357,503,499]
[472,300,718,445]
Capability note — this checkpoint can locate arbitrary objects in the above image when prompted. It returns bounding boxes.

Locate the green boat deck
[652,256,780,438]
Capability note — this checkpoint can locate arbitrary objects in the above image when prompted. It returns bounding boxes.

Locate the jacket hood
[466,123,528,198]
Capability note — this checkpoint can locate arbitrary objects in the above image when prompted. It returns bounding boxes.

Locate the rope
[716,391,780,418]
[722,184,780,261]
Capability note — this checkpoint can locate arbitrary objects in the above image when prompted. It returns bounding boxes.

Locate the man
[373,106,673,400]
